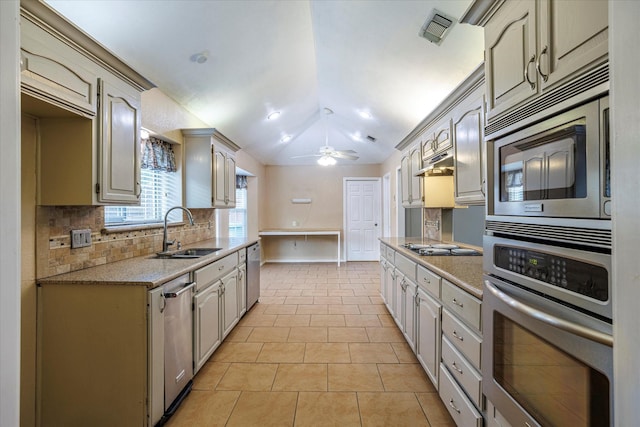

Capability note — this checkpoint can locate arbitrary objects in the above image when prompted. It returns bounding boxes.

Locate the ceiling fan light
[317,155,336,166]
[267,111,281,120]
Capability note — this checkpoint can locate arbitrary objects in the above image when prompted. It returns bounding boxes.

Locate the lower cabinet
[401,277,417,350]
[221,269,239,337]
[439,364,483,427]
[238,261,247,317]
[416,287,441,387]
[193,282,222,373]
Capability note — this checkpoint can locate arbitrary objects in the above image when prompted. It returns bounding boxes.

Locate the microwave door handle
[484,280,613,347]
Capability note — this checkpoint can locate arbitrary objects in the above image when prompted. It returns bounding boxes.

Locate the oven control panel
[494,245,608,301]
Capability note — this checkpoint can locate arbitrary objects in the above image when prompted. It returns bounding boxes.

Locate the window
[228,176,247,237]
[105,136,181,226]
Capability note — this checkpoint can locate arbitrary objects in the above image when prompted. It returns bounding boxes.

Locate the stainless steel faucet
[162,206,195,253]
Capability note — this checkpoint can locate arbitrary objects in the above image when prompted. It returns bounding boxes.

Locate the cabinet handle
[422,277,431,284]
[135,181,141,198]
[452,298,464,308]
[480,179,486,196]
[536,45,549,82]
[452,330,464,342]
[451,361,463,374]
[448,398,461,414]
[524,54,536,90]
[219,265,225,271]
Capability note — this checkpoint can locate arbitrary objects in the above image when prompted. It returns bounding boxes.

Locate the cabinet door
[221,270,239,337]
[238,264,247,317]
[193,283,222,373]
[226,154,237,207]
[385,265,396,317]
[400,153,411,207]
[453,90,485,205]
[394,272,405,328]
[433,121,452,155]
[538,0,608,91]
[409,146,423,207]
[485,0,538,121]
[403,279,417,351]
[213,150,226,208]
[98,78,141,204]
[416,288,441,388]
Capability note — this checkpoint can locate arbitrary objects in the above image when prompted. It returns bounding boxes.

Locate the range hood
[415,149,454,176]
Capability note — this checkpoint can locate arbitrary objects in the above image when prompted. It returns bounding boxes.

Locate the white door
[345,178,381,261]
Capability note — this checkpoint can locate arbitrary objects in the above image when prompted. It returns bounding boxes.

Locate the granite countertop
[38,237,259,289]
[380,237,484,299]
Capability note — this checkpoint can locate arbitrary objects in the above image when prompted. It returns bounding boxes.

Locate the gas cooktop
[402,243,481,256]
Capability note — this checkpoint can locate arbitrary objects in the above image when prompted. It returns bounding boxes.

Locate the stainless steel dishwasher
[247,242,261,310]
[162,273,195,417]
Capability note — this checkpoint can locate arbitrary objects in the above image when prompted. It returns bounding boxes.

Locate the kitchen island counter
[380,237,484,299]
[38,237,259,288]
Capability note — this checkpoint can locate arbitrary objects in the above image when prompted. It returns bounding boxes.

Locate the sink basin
[155,248,222,259]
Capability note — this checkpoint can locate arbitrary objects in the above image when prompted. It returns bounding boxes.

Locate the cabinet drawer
[438,364,483,427]
[441,336,482,408]
[386,245,395,262]
[442,309,481,370]
[417,265,441,298]
[441,280,481,331]
[194,252,238,291]
[394,253,416,281]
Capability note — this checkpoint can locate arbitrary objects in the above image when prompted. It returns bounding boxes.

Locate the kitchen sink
[155,248,222,259]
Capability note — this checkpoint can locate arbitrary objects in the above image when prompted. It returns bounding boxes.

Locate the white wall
[0,1,21,425]
[610,1,640,424]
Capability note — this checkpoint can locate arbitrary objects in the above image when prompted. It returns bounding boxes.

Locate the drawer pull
[452,330,464,342]
[448,398,461,414]
[422,277,431,284]
[452,298,464,308]
[218,265,225,271]
[451,361,463,374]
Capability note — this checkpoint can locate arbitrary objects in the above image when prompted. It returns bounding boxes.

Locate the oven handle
[484,280,613,347]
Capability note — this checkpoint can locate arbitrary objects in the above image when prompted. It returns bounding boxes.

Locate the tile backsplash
[36,206,215,279]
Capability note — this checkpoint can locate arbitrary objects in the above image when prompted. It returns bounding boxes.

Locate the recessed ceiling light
[267,111,281,120]
[281,135,291,143]
[359,111,372,119]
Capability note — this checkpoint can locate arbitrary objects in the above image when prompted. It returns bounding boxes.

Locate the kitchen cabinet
[452,84,486,205]
[183,128,240,209]
[415,266,442,387]
[422,118,452,160]
[400,142,423,208]
[193,281,222,374]
[221,268,240,337]
[21,7,151,206]
[238,251,247,317]
[401,276,417,350]
[379,250,389,305]
[37,283,158,426]
[482,0,608,122]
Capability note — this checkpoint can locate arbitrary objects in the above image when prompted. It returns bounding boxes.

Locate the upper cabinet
[470,0,608,125]
[21,3,153,206]
[452,84,486,205]
[182,128,240,209]
[400,141,423,208]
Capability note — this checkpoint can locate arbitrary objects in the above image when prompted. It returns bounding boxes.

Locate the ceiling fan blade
[290,154,321,159]
[332,152,359,160]
[337,149,358,154]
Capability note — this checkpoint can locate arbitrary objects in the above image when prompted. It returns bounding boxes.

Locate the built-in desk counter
[259,229,341,266]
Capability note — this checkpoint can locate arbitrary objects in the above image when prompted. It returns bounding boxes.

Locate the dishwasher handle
[164,282,195,299]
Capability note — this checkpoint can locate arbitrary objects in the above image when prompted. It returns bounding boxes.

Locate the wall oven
[483,233,613,426]
[489,96,610,219]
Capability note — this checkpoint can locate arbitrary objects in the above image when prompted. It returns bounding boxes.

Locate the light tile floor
[166,262,456,427]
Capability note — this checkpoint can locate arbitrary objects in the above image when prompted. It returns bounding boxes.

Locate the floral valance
[141,136,176,172]
[236,175,248,189]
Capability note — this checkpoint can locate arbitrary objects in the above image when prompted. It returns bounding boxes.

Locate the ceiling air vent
[419,10,456,45]
[366,135,377,142]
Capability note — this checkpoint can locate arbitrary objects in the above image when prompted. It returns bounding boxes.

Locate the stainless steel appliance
[403,243,481,256]
[483,233,613,426]
[247,242,261,310]
[162,274,195,418]
[489,96,610,219]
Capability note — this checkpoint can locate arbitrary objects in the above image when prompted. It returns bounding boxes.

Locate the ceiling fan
[292,108,359,165]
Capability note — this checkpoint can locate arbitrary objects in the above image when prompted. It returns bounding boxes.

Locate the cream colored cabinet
[422,119,452,160]
[401,277,417,350]
[193,281,222,373]
[416,287,441,388]
[379,257,389,305]
[483,0,608,122]
[183,128,239,209]
[400,143,423,208]
[221,269,239,337]
[452,84,486,205]
[238,261,247,317]
[21,7,149,206]
[97,77,142,204]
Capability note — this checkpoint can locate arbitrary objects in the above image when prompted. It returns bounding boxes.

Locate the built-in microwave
[489,97,610,219]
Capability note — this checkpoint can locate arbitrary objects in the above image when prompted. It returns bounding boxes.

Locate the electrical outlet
[71,229,92,249]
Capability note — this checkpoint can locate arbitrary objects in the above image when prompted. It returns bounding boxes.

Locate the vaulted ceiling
[46,0,484,166]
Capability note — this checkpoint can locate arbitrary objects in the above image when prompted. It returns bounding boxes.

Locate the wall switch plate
[71,229,92,249]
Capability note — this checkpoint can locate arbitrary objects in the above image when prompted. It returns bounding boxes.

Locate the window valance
[142,136,176,172]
